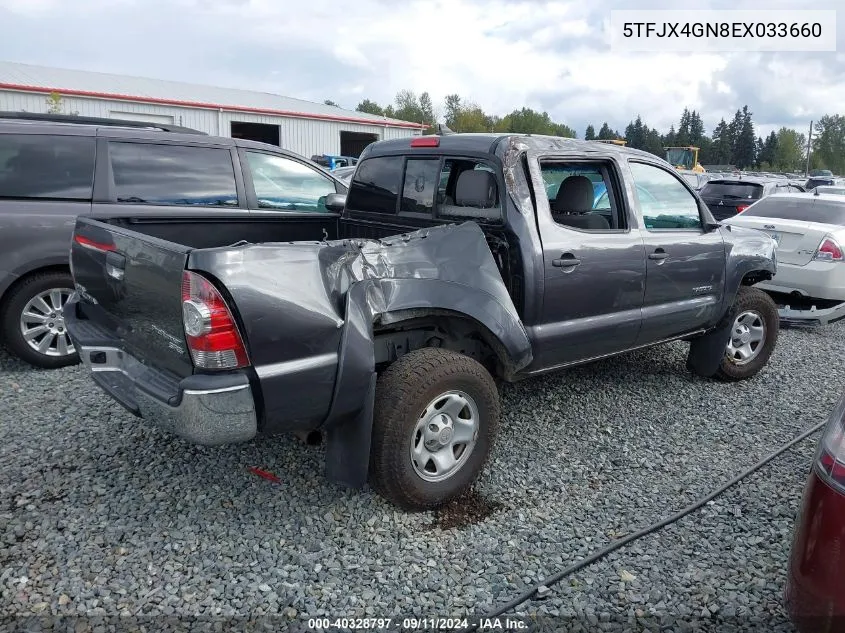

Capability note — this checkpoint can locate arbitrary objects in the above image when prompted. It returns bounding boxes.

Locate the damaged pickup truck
[65,133,779,510]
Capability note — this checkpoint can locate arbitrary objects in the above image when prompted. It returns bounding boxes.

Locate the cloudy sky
[0,0,842,138]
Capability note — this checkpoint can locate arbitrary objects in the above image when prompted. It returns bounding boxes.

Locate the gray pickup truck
[65,133,779,510]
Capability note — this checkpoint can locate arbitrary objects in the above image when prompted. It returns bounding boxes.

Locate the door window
[110,142,238,206]
[246,152,337,212]
[629,162,703,230]
[0,134,95,200]
[541,162,624,231]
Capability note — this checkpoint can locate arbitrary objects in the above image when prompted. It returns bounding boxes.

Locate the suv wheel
[716,286,779,381]
[369,348,500,510]
[1,272,79,369]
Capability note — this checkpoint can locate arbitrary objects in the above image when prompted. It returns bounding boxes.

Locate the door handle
[648,249,668,262]
[552,253,581,268]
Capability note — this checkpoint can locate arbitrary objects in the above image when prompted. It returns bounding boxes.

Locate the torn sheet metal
[188,221,533,436]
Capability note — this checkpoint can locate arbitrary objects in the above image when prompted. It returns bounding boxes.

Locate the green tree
[675,108,692,146]
[356,99,384,116]
[662,124,676,147]
[689,110,705,146]
[452,102,492,132]
[624,116,646,150]
[711,118,733,165]
[597,122,617,140]
[774,127,805,171]
[644,128,665,157]
[757,131,778,168]
[498,107,574,137]
[813,114,845,174]
[584,125,596,140]
[444,94,462,128]
[419,92,435,129]
[45,92,63,114]
[729,106,756,169]
[392,90,425,124]
[551,122,577,138]
[324,99,339,107]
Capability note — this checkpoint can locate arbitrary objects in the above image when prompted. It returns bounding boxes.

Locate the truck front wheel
[716,286,779,381]
[369,348,500,510]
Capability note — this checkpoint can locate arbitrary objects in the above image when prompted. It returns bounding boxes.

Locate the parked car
[805,176,845,190]
[699,177,801,221]
[678,169,711,191]
[332,165,356,182]
[63,132,779,510]
[310,154,358,170]
[786,391,845,632]
[723,192,845,325]
[0,112,348,368]
[812,185,845,196]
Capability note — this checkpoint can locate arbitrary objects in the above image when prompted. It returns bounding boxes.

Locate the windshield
[699,181,763,200]
[666,148,693,169]
[741,196,845,225]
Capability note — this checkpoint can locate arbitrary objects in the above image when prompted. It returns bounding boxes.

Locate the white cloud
[0,0,843,137]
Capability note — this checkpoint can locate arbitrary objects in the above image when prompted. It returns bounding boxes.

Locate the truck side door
[527,158,646,371]
[626,160,726,344]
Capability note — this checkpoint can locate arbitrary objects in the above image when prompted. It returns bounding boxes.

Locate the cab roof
[365,133,660,162]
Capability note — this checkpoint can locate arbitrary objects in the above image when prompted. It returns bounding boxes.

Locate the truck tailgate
[70,216,193,378]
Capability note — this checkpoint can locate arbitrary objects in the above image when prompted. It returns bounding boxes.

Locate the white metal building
[0,61,424,158]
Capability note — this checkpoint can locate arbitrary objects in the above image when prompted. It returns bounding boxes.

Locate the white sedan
[723,193,845,324]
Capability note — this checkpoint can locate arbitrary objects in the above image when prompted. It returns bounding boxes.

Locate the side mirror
[325,193,346,213]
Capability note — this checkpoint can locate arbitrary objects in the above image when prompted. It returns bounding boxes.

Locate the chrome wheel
[410,390,479,483]
[725,310,765,366]
[19,288,75,357]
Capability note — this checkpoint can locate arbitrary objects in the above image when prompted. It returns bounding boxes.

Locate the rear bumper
[778,301,845,327]
[66,297,257,446]
[758,260,845,303]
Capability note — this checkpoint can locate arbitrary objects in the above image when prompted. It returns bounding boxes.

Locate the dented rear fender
[188,222,532,436]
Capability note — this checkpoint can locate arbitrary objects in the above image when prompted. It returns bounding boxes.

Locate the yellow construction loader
[665,146,705,173]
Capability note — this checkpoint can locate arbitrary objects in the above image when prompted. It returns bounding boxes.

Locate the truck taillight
[181,270,249,370]
[816,394,845,493]
[815,236,844,262]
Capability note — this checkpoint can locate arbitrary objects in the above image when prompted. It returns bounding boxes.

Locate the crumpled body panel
[188,221,532,436]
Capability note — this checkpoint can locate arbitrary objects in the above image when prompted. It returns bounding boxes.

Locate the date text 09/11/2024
[307,617,528,630]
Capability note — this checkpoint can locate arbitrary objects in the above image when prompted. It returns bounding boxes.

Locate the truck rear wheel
[1,271,79,369]
[716,286,779,381]
[369,348,500,510]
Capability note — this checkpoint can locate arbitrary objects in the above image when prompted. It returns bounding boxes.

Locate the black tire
[1,271,79,369]
[369,348,500,510]
[715,286,779,382]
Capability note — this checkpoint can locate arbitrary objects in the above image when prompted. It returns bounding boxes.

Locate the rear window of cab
[345,155,502,222]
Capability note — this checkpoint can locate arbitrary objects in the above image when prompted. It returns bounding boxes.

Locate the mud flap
[686,310,734,378]
[324,372,376,488]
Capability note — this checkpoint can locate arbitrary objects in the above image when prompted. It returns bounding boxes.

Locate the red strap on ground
[247,466,282,484]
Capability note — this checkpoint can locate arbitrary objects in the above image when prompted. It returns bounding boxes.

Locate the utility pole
[805,120,813,177]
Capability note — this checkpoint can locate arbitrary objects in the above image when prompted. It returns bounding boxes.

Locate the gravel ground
[1,324,842,632]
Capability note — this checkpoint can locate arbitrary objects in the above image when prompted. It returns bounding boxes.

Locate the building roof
[0,61,425,130]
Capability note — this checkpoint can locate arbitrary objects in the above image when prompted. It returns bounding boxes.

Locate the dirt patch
[430,490,502,530]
